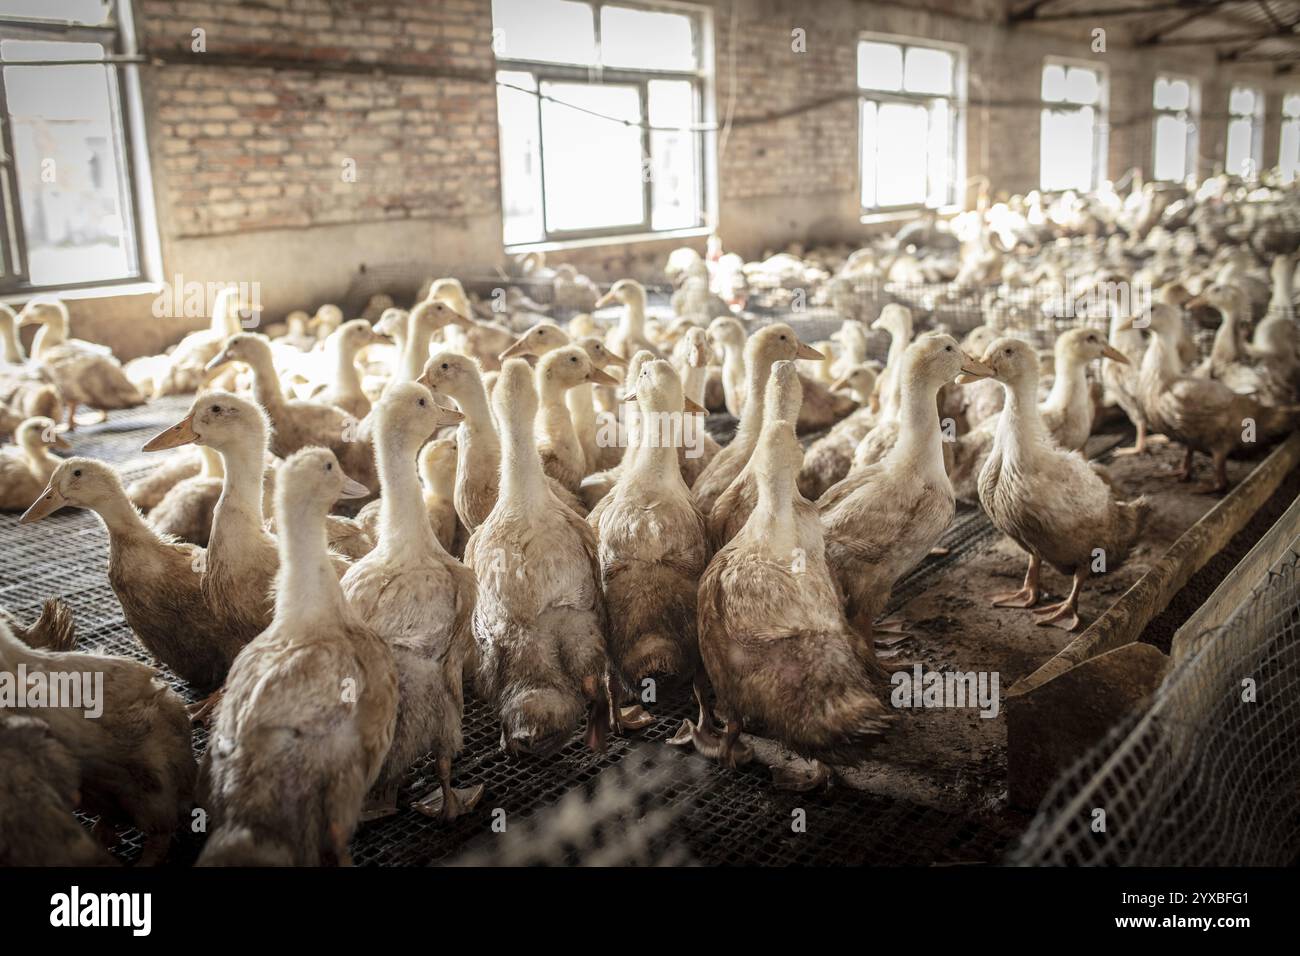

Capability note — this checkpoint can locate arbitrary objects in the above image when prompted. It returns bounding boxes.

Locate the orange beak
[143,412,199,452]
[20,483,65,524]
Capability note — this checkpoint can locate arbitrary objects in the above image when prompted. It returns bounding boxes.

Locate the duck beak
[601,350,627,368]
[955,354,995,385]
[338,473,371,500]
[204,349,234,373]
[50,434,72,452]
[622,391,638,403]
[1184,295,1207,309]
[1115,317,1136,332]
[795,341,825,361]
[1101,344,1131,365]
[830,374,852,392]
[435,403,464,425]
[594,292,617,309]
[587,367,620,387]
[447,308,476,329]
[498,336,533,362]
[20,484,65,524]
[683,396,707,414]
[143,412,198,451]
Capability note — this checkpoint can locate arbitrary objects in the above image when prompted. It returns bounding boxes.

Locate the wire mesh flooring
[0,397,1023,867]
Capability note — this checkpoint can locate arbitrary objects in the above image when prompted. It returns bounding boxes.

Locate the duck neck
[248,352,286,415]
[1209,309,1241,366]
[997,375,1049,452]
[500,406,549,504]
[377,431,438,555]
[0,319,23,363]
[1142,330,1181,388]
[453,378,501,466]
[401,324,434,383]
[621,297,646,338]
[212,438,268,548]
[565,383,596,436]
[629,403,681,483]
[735,358,773,444]
[890,377,946,479]
[94,488,155,541]
[538,378,579,449]
[273,502,344,628]
[1042,353,1087,417]
[333,343,363,397]
[750,467,798,556]
[682,365,708,407]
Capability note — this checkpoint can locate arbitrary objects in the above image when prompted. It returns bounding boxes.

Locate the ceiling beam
[1137,1,1231,45]
[1156,29,1300,45]
[1007,1,1060,22]
[1018,2,1199,21]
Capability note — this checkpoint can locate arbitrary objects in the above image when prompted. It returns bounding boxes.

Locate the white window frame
[0,0,153,294]
[1039,56,1108,193]
[856,32,966,215]
[492,0,715,248]
[1151,73,1198,183]
[1226,85,1264,179]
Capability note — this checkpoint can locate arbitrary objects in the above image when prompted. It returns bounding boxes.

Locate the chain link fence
[1011,530,1300,866]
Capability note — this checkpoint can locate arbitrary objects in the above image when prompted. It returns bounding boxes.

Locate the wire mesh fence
[1011,529,1300,866]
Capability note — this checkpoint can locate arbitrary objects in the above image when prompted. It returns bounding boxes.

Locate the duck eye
[1004,348,1013,355]
[441,362,449,370]
[73,469,81,477]
[570,356,577,362]
[945,345,953,352]
[418,398,427,407]
[326,462,333,471]
[210,405,220,413]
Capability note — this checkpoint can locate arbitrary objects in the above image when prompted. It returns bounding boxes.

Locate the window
[0,0,145,292]
[1225,85,1263,179]
[1040,61,1106,192]
[857,36,963,212]
[1152,75,1197,183]
[492,0,711,246]
[1280,94,1300,183]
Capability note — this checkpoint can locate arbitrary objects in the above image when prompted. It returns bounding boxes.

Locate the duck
[533,345,621,493]
[1126,303,1299,493]
[692,324,823,514]
[869,304,915,422]
[205,333,378,492]
[1039,326,1131,452]
[0,612,195,865]
[499,322,629,473]
[357,437,460,554]
[18,299,144,429]
[0,305,65,422]
[0,416,69,511]
[707,360,816,549]
[197,448,398,866]
[1189,283,1293,404]
[797,365,879,500]
[418,351,587,534]
[22,456,246,690]
[309,303,345,343]
[145,444,224,546]
[462,359,612,757]
[573,349,657,511]
[0,713,115,866]
[372,307,409,378]
[152,286,250,397]
[684,418,890,788]
[1103,306,1155,455]
[126,447,203,511]
[978,338,1153,630]
[671,327,721,484]
[311,319,385,418]
[820,336,993,642]
[395,297,477,385]
[588,359,708,724]
[707,316,748,416]
[597,279,662,361]
[341,384,480,821]
[429,277,518,373]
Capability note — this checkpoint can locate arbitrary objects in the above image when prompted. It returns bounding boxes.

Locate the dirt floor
[820,423,1290,840]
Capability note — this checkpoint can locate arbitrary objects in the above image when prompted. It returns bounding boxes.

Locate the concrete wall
[31,0,1300,355]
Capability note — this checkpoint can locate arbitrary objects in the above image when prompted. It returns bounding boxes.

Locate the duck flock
[1,169,1299,865]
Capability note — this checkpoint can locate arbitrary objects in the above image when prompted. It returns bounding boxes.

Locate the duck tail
[26,385,64,422]
[1257,403,1300,440]
[16,599,77,652]
[499,685,584,758]
[196,825,296,867]
[617,630,689,689]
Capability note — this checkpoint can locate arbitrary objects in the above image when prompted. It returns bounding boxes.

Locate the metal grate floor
[0,398,1020,866]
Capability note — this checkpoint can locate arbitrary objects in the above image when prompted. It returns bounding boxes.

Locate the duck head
[830,363,878,399]
[706,315,746,355]
[1055,326,1130,368]
[746,322,823,368]
[374,307,410,343]
[419,350,483,400]
[537,344,621,392]
[494,358,539,424]
[311,304,344,338]
[276,447,369,519]
[595,278,646,310]
[624,357,708,414]
[16,298,69,331]
[410,298,475,336]
[904,332,994,388]
[675,326,713,369]
[498,321,569,361]
[21,457,119,523]
[205,331,272,373]
[143,390,268,453]
[978,337,1040,390]
[419,436,458,491]
[871,303,913,340]
[375,381,463,442]
[764,359,803,422]
[333,318,386,355]
[575,335,627,371]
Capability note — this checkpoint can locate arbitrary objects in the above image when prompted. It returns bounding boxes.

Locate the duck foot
[187,688,224,726]
[667,718,724,757]
[413,783,485,824]
[614,704,655,732]
[771,760,832,792]
[359,786,400,823]
[873,631,911,649]
[718,720,753,769]
[1031,601,1081,632]
[927,546,950,557]
[583,698,611,753]
[989,586,1039,609]
[873,616,909,636]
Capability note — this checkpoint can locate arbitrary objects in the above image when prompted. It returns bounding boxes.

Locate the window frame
[1225,84,1264,180]
[855,32,967,216]
[1150,72,1198,184]
[1279,92,1300,183]
[0,1,149,295]
[492,0,714,248]
[1039,56,1109,194]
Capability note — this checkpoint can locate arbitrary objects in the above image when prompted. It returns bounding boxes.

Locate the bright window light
[1040,62,1105,192]
[0,0,109,24]
[1226,85,1262,178]
[858,37,962,211]
[1152,75,1197,183]
[493,1,709,244]
[1281,93,1300,183]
